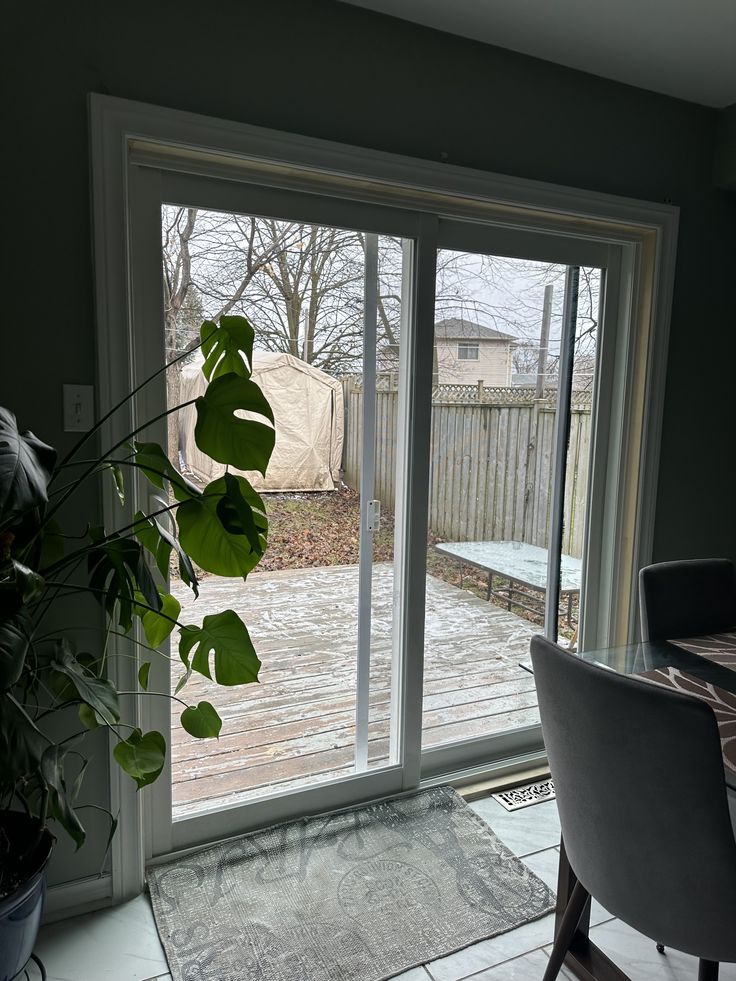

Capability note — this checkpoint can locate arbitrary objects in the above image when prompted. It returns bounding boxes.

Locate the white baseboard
[43,874,114,924]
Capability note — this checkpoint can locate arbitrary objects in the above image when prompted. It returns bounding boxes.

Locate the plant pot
[0,812,54,981]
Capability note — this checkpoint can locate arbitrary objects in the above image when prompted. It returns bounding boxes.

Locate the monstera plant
[0,316,273,963]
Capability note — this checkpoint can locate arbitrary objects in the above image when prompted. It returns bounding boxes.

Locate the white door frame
[89,93,678,904]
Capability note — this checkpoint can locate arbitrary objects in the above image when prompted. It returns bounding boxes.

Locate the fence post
[535,284,554,399]
[521,400,540,545]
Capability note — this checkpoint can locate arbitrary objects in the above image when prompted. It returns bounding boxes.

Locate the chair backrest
[531,633,736,962]
[639,558,736,641]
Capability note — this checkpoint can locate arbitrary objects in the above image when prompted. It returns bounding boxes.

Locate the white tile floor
[33,795,736,981]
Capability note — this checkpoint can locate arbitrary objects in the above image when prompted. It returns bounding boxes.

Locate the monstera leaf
[0,693,47,783]
[49,640,120,725]
[88,533,161,630]
[194,373,275,475]
[133,511,171,579]
[107,463,125,505]
[177,474,266,577]
[113,728,166,789]
[132,442,200,503]
[179,609,260,687]
[41,745,86,849]
[0,408,57,522]
[133,589,181,648]
[133,511,198,595]
[180,701,222,739]
[0,609,31,691]
[200,316,255,380]
[0,558,44,619]
[216,473,267,556]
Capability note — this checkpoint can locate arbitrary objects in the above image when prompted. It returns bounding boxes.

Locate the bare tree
[161,208,601,399]
[162,207,198,460]
[162,210,405,374]
[246,222,366,371]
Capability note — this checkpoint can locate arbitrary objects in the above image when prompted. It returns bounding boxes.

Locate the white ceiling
[339,0,736,108]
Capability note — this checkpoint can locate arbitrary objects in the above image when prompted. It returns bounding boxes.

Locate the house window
[457,342,479,360]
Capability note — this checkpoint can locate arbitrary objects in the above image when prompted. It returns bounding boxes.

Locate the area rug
[147,786,555,981]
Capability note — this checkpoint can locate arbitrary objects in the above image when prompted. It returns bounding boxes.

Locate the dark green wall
[716,103,736,188]
[6,0,735,885]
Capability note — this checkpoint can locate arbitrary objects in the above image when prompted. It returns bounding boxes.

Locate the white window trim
[88,93,678,910]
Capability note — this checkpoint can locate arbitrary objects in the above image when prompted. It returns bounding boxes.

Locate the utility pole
[301,307,308,362]
[535,284,554,399]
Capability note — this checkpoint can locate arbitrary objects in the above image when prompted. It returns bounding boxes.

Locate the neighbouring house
[434,318,515,386]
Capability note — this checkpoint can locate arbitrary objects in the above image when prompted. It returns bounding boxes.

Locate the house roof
[434,318,515,342]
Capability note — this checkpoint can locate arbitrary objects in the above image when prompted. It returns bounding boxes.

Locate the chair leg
[543,879,590,981]
[699,961,719,981]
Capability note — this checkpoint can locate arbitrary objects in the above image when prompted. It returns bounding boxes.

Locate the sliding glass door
[124,163,628,855]
[158,208,410,822]
[128,170,432,853]
[416,221,612,779]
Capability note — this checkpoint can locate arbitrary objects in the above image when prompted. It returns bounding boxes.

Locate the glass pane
[161,206,406,819]
[562,264,601,646]
[422,250,601,750]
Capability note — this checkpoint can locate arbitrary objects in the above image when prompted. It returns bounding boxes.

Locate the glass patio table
[551,633,736,980]
[434,540,582,625]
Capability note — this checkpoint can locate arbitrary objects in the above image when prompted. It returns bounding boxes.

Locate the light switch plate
[63,384,95,432]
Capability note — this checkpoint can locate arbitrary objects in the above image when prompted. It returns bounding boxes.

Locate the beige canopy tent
[179,351,344,492]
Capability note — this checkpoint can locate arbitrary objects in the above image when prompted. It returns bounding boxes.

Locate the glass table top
[577,637,736,697]
[434,540,582,591]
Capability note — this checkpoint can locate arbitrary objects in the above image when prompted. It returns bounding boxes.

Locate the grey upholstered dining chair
[639,558,736,642]
[531,633,736,981]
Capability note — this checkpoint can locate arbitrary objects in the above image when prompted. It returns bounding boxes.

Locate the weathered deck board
[169,672,537,756]
[170,563,537,818]
[170,690,540,783]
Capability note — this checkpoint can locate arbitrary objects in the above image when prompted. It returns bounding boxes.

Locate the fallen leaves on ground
[254,488,394,571]
[178,485,575,637]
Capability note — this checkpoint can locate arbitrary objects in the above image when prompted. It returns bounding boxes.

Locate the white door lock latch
[366,499,381,533]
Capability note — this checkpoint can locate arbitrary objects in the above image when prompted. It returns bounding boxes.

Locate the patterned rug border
[147,786,556,981]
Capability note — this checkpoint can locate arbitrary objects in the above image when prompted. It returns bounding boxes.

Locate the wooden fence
[342,384,591,559]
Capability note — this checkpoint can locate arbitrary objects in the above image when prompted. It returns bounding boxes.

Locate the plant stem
[38,785,49,826]
[32,626,178,662]
[39,500,183,578]
[32,553,86,630]
[99,615,114,676]
[39,400,197,535]
[116,690,189,709]
[39,582,188,631]
[8,695,54,745]
[50,457,196,502]
[52,342,204,477]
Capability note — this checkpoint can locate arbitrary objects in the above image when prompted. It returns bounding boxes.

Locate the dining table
[552,632,736,980]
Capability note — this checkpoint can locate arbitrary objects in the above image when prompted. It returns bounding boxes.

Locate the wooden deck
[170,564,538,820]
